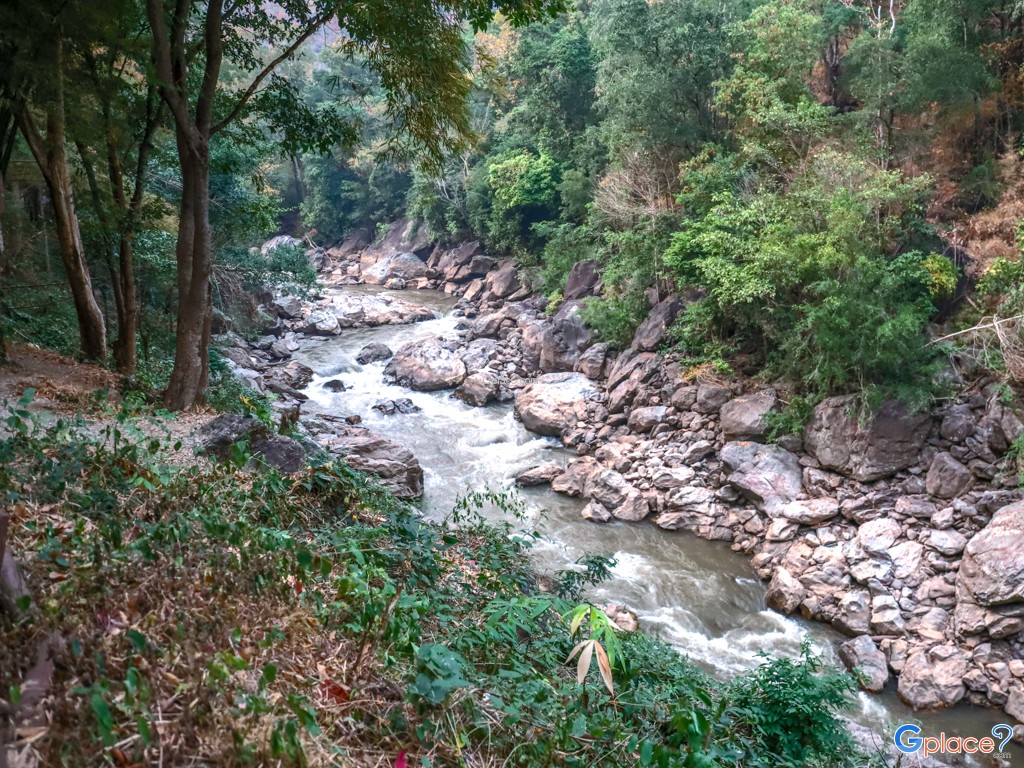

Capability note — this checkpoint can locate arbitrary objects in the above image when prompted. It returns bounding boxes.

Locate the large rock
[356,343,394,365]
[303,309,341,336]
[515,372,598,437]
[261,235,302,256]
[363,251,428,285]
[803,396,932,482]
[897,646,968,709]
[551,456,600,496]
[321,427,424,498]
[272,295,303,319]
[720,390,779,442]
[720,442,802,511]
[839,635,889,692]
[196,414,269,459]
[383,337,467,391]
[563,260,601,300]
[585,469,649,522]
[772,498,839,525]
[627,405,668,433]
[328,293,435,327]
[539,301,595,372]
[957,500,1024,610]
[485,259,520,299]
[249,435,308,473]
[514,463,563,487]
[454,371,500,407]
[766,568,805,614]
[925,452,974,499]
[631,297,682,352]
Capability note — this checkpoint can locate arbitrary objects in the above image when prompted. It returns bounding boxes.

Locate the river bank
[211,223,1024,762]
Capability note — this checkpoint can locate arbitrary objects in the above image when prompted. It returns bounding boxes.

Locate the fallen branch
[927,314,1024,346]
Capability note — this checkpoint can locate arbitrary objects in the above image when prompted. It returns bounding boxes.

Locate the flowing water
[296,285,1020,766]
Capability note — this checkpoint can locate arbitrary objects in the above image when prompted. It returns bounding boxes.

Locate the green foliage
[0,400,866,767]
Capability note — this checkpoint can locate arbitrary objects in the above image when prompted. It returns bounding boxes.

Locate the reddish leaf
[319,679,350,703]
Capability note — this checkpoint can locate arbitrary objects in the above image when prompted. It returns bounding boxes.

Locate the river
[294,285,1021,767]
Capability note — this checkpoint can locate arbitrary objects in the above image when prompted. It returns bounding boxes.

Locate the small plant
[565,604,622,696]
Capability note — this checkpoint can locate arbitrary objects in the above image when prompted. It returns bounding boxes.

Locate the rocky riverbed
[208,222,1024,755]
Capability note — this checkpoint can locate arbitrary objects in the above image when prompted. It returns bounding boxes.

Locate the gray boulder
[514,463,564,487]
[485,259,520,298]
[321,427,424,498]
[897,646,968,709]
[720,390,779,442]
[515,372,599,437]
[694,383,731,414]
[196,414,269,459]
[839,635,889,692]
[363,251,428,285]
[455,371,501,407]
[272,295,303,319]
[563,260,601,300]
[803,396,932,482]
[631,297,682,352]
[925,452,974,499]
[356,343,394,365]
[384,337,467,391]
[720,442,802,511]
[627,405,668,433]
[957,500,1024,610]
[303,309,341,336]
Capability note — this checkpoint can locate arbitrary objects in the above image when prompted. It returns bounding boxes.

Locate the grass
[0,392,870,767]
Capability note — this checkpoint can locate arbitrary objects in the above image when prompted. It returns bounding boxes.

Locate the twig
[927,314,1024,345]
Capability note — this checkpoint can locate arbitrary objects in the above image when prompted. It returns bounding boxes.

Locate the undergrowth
[0,394,869,767]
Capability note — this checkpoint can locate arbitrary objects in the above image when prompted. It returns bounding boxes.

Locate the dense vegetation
[0,395,867,766]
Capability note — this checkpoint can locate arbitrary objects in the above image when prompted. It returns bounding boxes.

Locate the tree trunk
[163,139,213,410]
[17,37,106,362]
[112,232,138,373]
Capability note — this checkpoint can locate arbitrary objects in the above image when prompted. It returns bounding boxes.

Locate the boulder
[196,414,269,459]
[602,603,639,632]
[631,297,682,352]
[272,295,303,319]
[485,259,520,299]
[924,528,967,556]
[925,452,974,499]
[455,371,501,407]
[329,293,435,327]
[772,498,839,525]
[303,309,341,336]
[563,260,601,300]
[372,398,421,416]
[627,405,668,433]
[362,251,428,285]
[803,396,932,482]
[249,435,307,473]
[514,463,564,487]
[581,499,613,523]
[720,442,803,511]
[551,457,600,496]
[323,379,347,392]
[957,500,1024,609]
[834,591,871,635]
[838,635,889,693]
[766,568,805,614]
[694,383,731,414]
[539,301,595,372]
[515,372,599,437]
[585,469,649,522]
[384,337,467,391]
[321,427,424,498]
[576,342,609,380]
[355,343,394,365]
[719,390,779,442]
[856,517,902,555]
[897,646,968,709]
[261,235,302,256]
[940,404,977,442]
[460,338,499,372]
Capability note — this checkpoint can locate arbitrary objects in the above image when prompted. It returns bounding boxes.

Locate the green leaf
[571,714,587,738]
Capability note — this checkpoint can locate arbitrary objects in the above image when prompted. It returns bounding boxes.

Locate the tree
[147,0,564,410]
[0,3,108,361]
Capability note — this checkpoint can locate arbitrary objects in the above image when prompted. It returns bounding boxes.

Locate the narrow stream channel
[295,285,1020,766]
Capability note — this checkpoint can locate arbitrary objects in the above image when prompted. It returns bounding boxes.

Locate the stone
[329,292,435,327]
[371,398,421,416]
[384,337,467,391]
[631,297,682,352]
[694,384,731,414]
[838,635,889,692]
[272,295,303,319]
[362,251,428,285]
[682,440,715,464]
[551,457,600,496]
[323,379,347,392]
[576,343,609,380]
[856,518,902,555]
[515,372,599,437]
[869,595,905,635]
[196,414,269,460]
[602,603,639,632]
[272,360,314,389]
[773,498,839,525]
[719,390,779,442]
[485,259,520,298]
[627,405,668,433]
[897,646,968,709]
[720,442,803,511]
[925,452,974,499]
[355,343,394,365]
[803,396,932,482]
[924,528,967,556]
[894,496,936,520]
[455,371,501,407]
[261,235,302,256]
[321,427,424,498]
[651,466,696,490]
[249,435,307,473]
[834,591,871,635]
[940,404,977,442]
[957,500,1024,608]
[460,338,499,372]
[303,309,341,336]
[581,500,613,523]
[514,463,564,487]
[539,301,595,372]
[563,260,601,301]
[766,568,805,614]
